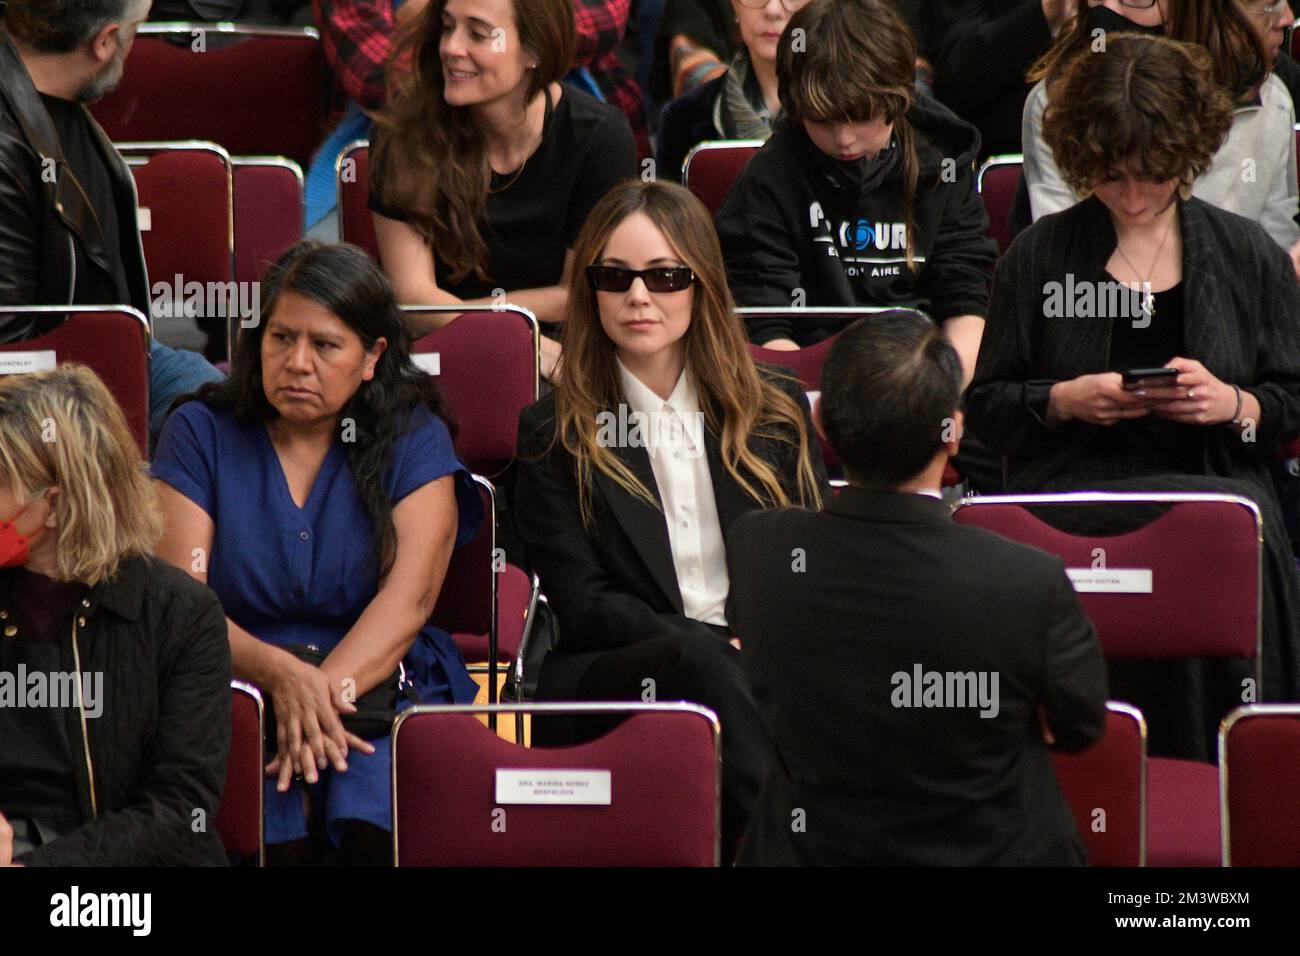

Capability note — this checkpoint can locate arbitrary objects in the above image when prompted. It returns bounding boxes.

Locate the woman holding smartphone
[967,34,1300,759]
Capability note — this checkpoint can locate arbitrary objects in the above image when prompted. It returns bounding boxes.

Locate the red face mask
[0,519,34,569]
[0,493,46,569]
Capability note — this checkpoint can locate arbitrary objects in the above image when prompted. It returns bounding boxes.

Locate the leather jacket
[0,11,151,342]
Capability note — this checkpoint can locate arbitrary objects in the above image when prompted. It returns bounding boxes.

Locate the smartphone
[1121,367,1178,390]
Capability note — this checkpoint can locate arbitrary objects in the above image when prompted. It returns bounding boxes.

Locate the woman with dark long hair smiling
[515,179,825,857]
[152,241,483,865]
[367,0,637,379]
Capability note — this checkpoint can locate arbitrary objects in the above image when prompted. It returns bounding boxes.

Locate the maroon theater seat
[976,155,1023,255]
[233,158,304,284]
[407,306,540,479]
[954,493,1262,866]
[337,141,377,260]
[121,142,235,360]
[215,681,265,865]
[432,476,540,717]
[0,307,150,454]
[683,140,762,217]
[1051,702,1147,866]
[1220,704,1300,866]
[92,25,327,170]
[393,703,720,866]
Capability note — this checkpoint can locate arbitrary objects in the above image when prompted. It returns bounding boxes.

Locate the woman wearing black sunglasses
[513,179,826,860]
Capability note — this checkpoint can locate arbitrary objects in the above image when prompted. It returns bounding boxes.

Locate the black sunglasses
[586,265,696,294]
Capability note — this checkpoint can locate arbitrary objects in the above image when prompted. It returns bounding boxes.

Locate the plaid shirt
[573,0,650,159]
[314,0,649,157]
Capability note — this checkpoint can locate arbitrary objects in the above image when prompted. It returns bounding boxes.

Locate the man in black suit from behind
[727,312,1108,865]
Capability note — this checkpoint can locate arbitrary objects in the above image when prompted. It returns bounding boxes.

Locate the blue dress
[152,400,483,845]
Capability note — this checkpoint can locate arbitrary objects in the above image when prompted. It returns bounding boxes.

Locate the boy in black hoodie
[716,0,997,386]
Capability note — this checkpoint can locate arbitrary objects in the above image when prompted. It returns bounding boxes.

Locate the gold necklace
[489,155,529,194]
[488,98,546,195]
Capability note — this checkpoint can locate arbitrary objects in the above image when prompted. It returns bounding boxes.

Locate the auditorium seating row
[217,694,1300,867]
[214,490,1299,867]
[12,19,1300,869]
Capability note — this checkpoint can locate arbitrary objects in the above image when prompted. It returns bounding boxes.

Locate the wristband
[1231,384,1244,426]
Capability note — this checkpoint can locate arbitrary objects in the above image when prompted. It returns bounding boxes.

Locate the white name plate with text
[494,769,612,805]
[0,351,57,375]
[1066,568,1153,594]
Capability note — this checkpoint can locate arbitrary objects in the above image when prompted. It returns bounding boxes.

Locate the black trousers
[536,628,772,860]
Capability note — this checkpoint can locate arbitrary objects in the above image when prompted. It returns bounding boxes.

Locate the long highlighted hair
[0,365,161,584]
[552,180,823,527]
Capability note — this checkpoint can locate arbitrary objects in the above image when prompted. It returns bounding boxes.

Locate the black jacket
[9,555,232,866]
[0,20,150,340]
[931,0,1054,158]
[655,74,725,183]
[967,195,1300,492]
[513,370,826,698]
[716,98,997,345]
[728,487,1107,866]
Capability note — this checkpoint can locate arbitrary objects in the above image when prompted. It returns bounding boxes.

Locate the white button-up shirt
[617,359,729,626]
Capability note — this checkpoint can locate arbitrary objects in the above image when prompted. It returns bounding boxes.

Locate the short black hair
[819,312,962,489]
[3,0,136,54]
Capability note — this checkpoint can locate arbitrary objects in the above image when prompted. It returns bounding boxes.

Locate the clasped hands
[263,652,376,793]
[1047,357,1241,428]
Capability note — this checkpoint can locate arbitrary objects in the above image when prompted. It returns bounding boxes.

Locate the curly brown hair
[1041,34,1234,198]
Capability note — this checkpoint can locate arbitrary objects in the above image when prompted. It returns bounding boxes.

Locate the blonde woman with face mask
[0,365,230,866]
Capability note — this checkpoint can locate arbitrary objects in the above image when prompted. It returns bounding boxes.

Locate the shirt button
[299,531,310,541]
[674,451,682,459]
[81,598,91,608]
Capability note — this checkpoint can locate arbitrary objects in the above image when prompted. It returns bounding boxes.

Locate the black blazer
[726,487,1107,866]
[514,369,826,699]
[968,195,1300,492]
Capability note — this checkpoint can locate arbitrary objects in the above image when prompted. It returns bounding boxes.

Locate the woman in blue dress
[152,241,482,865]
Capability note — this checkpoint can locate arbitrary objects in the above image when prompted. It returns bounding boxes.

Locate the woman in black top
[368,0,637,378]
[967,35,1300,758]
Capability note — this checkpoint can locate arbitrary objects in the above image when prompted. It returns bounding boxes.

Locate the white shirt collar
[914,488,944,500]
[616,357,698,417]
